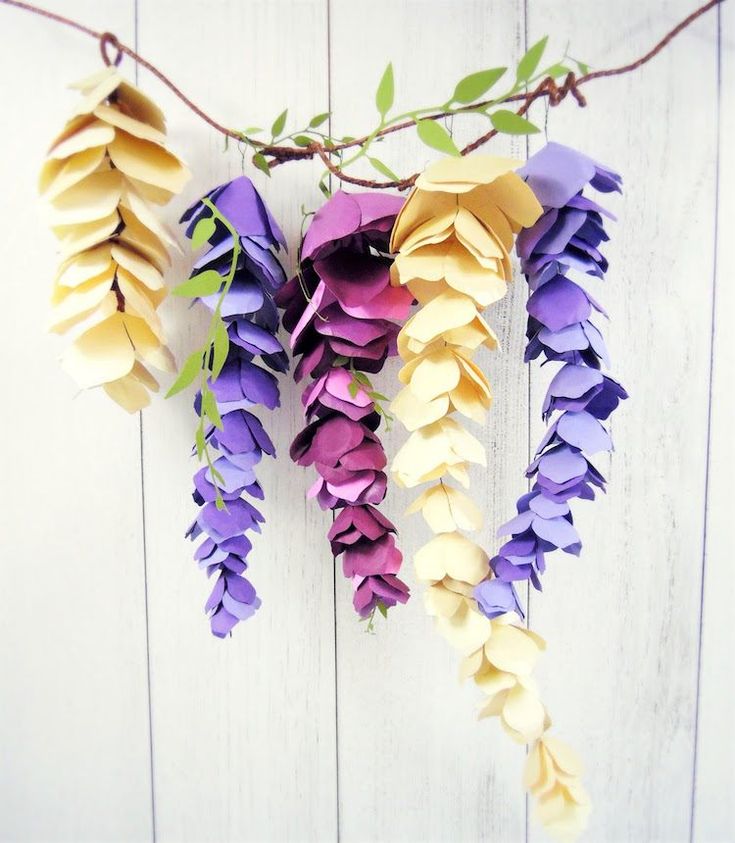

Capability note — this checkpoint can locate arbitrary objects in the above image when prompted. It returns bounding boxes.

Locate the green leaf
[191,215,216,250]
[369,391,389,403]
[415,119,460,156]
[545,63,571,78]
[490,110,540,135]
[202,388,223,429]
[451,67,506,104]
[367,156,399,181]
[242,126,263,135]
[195,426,206,459]
[375,63,394,117]
[348,380,359,398]
[318,181,331,199]
[270,108,288,138]
[215,495,226,511]
[516,36,548,82]
[332,355,350,367]
[172,269,224,298]
[341,135,356,143]
[309,112,330,128]
[210,466,225,485]
[377,601,388,619]
[252,153,271,177]
[352,371,371,386]
[293,135,313,147]
[166,350,203,398]
[211,320,230,381]
[576,60,590,75]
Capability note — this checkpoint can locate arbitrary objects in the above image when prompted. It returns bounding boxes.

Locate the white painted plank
[525,2,719,841]
[0,1,153,841]
[135,1,337,840]
[692,3,735,841]
[328,2,531,840]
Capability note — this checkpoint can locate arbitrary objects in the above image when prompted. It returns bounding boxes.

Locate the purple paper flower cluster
[475,143,628,619]
[181,176,288,637]
[276,191,413,618]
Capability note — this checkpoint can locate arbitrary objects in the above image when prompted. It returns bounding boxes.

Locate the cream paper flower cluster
[389,156,590,841]
[40,67,190,411]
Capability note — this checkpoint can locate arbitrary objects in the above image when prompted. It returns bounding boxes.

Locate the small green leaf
[319,181,331,199]
[195,427,206,459]
[252,152,271,177]
[490,110,540,135]
[172,269,224,298]
[293,135,313,147]
[215,495,226,511]
[332,355,350,367]
[576,60,590,75]
[309,112,330,128]
[202,388,223,429]
[367,156,399,181]
[211,320,230,381]
[270,108,288,138]
[516,36,548,82]
[377,601,388,619]
[451,67,506,104]
[416,119,460,156]
[369,391,390,403]
[352,371,371,386]
[375,63,394,117]
[341,136,356,143]
[166,350,203,398]
[191,215,216,249]
[545,63,571,78]
[210,466,225,485]
[242,126,263,135]
[348,380,359,398]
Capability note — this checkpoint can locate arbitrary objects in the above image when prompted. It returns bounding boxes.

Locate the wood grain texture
[692,3,735,841]
[136,1,338,841]
[525,2,719,841]
[0,2,154,842]
[328,2,531,841]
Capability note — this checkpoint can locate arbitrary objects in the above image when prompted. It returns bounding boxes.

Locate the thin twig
[0,0,723,190]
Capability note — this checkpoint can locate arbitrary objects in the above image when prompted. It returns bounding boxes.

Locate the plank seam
[688,5,722,841]
[134,0,157,837]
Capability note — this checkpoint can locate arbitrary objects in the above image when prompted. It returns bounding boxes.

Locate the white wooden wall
[0,1,732,841]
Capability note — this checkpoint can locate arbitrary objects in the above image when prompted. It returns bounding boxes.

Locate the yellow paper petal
[414,532,489,585]
[39,146,107,200]
[415,155,520,193]
[436,601,492,655]
[56,245,113,288]
[62,312,134,388]
[46,169,122,226]
[107,130,190,194]
[47,275,115,334]
[484,623,542,676]
[94,104,167,144]
[49,119,115,159]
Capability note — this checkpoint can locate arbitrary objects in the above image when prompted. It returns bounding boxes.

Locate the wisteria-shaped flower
[475,142,628,619]
[276,191,413,620]
[175,176,288,637]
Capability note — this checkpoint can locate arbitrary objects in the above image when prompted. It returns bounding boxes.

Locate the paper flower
[524,737,591,841]
[390,154,589,841]
[475,143,627,619]
[40,66,190,410]
[180,177,288,637]
[276,191,413,618]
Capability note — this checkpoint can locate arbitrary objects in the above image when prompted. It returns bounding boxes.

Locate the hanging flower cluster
[474,143,627,621]
[277,191,413,618]
[40,66,190,410]
[181,176,288,637]
[390,154,589,840]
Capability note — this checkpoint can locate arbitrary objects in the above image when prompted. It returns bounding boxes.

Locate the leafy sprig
[166,198,241,509]
[235,37,588,193]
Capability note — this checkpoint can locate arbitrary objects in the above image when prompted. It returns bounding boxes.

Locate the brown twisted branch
[0,0,723,190]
